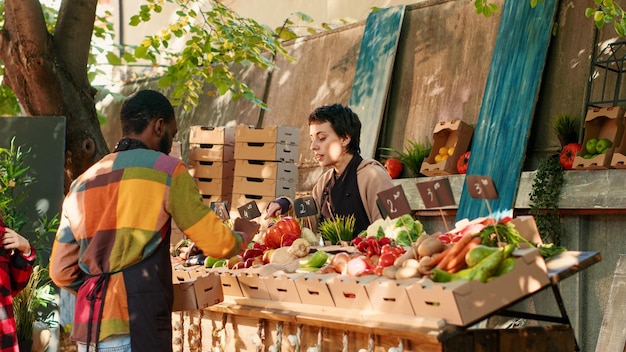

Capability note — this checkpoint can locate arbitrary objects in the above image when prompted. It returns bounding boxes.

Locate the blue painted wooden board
[350,5,405,159]
[456,0,558,221]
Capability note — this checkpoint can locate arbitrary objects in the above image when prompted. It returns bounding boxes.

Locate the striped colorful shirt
[50,148,245,346]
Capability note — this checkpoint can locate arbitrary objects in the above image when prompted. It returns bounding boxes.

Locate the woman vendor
[265,103,394,238]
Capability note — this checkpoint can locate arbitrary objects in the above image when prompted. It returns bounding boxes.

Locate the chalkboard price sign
[294,196,318,218]
[238,201,262,220]
[376,185,411,219]
[416,178,456,209]
[210,201,230,221]
[466,175,499,200]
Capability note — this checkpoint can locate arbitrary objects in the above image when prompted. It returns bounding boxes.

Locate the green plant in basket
[318,214,355,245]
[379,139,432,177]
[552,113,579,147]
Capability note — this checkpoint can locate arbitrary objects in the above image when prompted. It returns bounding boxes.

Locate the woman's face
[309,121,350,168]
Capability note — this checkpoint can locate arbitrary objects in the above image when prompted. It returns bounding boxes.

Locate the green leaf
[134,45,148,58]
[105,52,122,65]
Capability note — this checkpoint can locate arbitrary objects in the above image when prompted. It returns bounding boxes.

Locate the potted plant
[379,139,432,178]
[552,113,580,147]
[1,137,59,352]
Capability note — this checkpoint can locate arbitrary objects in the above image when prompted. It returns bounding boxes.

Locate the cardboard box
[232,176,296,198]
[235,125,300,145]
[236,271,272,300]
[420,120,474,176]
[294,273,336,307]
[194,177,234,196]
[264,273,303,303]
[189,143,235,162]
[231,193,275,214]
[188,160,234,179]
[234,142,298,162]
[172,272,224,311]
[234,159,297,181]
[365,277,416,315]
[406,248,550,326]
[327,275,376,310]
[209,267,244,297]
[189,126,236,145]
[200,194,232,208]
[573,106,625,170]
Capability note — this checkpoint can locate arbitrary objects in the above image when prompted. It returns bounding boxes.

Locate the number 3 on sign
[466,175,498,200]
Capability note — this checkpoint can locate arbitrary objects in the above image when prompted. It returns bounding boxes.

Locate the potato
[395,265,420,280]
[402,258,420,268]
[393,248,417,267]
[417,237,445,257]
[382,265,400,280]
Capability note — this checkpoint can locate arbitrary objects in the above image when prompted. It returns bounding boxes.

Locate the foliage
[0,137,34,231]
[13,266,58,342]
[529,154,564,245]
[111,0,293,111]
[586,0,626,36]
[318,214,355,245]
[552,113,580,146]
[379,140,432,177]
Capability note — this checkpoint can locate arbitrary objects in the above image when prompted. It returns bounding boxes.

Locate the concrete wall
[99,1,622,350]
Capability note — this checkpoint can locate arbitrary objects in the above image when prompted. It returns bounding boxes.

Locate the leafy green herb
[379,139,431,177]
[318,214,355,245]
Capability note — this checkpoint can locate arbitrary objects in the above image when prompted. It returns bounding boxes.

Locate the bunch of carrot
[428,233,482,273]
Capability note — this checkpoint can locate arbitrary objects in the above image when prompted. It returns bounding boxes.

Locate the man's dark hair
[120,90,175,135]
[308,103,361,154]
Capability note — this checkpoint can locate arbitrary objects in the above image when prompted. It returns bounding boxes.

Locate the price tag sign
[376,185,411,219]
[237,200,261,220]
[466,175,499,199]
[210,201,230,221]
[416,178,456,209]
[294,196,318,218]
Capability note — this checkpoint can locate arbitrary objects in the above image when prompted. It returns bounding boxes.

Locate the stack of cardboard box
[188,126,236,207]
[231,125,300,215]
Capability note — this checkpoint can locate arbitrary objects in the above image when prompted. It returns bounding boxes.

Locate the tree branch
[54,0,98,87]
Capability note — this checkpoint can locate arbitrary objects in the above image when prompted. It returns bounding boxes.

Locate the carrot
[435,233,475,270]
[445,237,481,273]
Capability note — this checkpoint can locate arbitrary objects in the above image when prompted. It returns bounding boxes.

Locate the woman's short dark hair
[308,104,361,154]
[120,90,175,135]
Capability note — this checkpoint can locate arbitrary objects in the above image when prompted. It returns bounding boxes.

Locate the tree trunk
[0,0,109,193]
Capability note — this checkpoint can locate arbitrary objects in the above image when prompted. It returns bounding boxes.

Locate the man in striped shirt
[50,90,258,352]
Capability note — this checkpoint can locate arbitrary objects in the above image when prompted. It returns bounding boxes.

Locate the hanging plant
[529,154,564,245]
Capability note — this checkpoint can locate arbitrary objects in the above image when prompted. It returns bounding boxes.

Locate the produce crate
[194,177,234,197]
[366,277,416,315]
[172,270,224,311]
[237,271,272,300]
[420,120,474,176]
[235,125,299,145]
[188,160,234,179]
[232,175,296,198]
[189,143,235,162]
[573,106,625,170]
[189,125,235,145]
[230,193,275,216]
[294,273,336,307]
[234,141,298,162]
[264,273,303,303]
[200,194,232,208]
[327,275,376,310]
[405,248,549,326]
[234,159,297,181]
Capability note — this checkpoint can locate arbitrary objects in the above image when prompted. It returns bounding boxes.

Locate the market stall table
[172,251,600,352]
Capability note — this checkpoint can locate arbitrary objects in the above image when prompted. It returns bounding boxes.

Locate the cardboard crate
[327,275,376,310]
[231,193,275,214]
[420,120,474,176]
[172,271,224,311]
[264,273,303,303]
[234,142,298,162]
[573,106,625,170]
[189,160,234,179]
[195,177,234,196]
[232,176,296,198]
[209,267,244,297]
[189,126,236,145]
[236,271,272,300]
[189,143,235,162]
[200,194,232,208]
[294,273,336,307]
[234,159,297,181]
[365,277,416,315]
[235,125,300,145]
[406,248,549,326]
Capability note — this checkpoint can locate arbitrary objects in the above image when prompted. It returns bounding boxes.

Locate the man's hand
[233,218,261,244]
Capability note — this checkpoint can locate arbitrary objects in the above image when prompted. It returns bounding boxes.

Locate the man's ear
[153,118,166,136]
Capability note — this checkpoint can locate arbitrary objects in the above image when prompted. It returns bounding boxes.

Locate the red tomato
[457,151,471,174]
[263,216,301,249]
[384,158,403,179]
[559,143,582,170]
[378,253,397,267]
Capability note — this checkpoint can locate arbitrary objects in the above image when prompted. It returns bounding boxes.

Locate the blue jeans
[77,334,131,352]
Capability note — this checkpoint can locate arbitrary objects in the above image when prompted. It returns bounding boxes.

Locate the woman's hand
[2,228,31,254]
[264,201,283,220]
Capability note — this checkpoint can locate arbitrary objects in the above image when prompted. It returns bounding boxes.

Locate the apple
[595,138,613,154]
[585,138,598,154]
[559,143,581,170]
